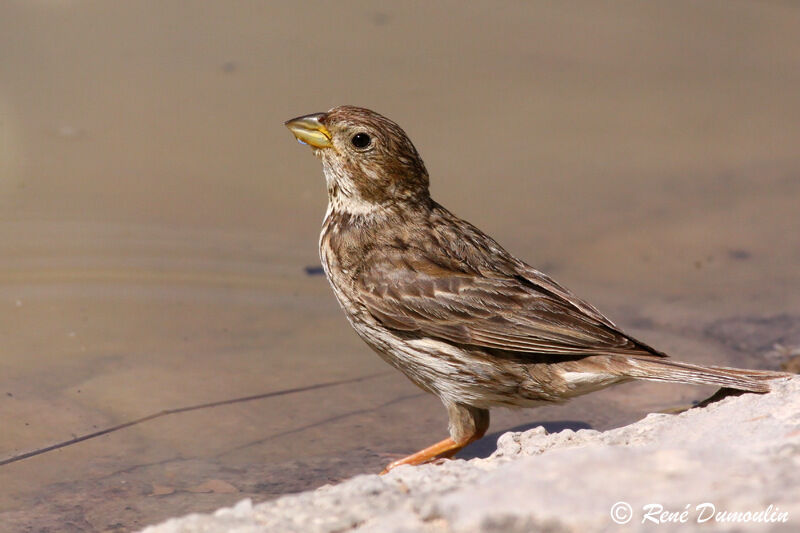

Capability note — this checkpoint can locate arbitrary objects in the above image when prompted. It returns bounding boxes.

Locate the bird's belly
[349,324,549,408]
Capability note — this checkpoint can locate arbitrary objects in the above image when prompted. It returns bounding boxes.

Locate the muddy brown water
[1,2,799,531]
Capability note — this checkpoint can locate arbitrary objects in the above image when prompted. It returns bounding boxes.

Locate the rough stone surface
[141,377,800,533]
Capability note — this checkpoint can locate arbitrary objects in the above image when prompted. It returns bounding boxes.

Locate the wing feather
[358,255,660,358]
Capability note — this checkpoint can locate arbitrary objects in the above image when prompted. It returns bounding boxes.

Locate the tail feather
[624,356,789,393]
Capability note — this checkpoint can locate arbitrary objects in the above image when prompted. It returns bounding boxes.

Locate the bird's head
[285,106,430,214]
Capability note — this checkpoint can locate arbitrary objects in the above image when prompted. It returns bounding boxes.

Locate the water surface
[1,1,798,531]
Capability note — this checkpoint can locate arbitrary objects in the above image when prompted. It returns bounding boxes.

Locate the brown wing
[358,254,662,358]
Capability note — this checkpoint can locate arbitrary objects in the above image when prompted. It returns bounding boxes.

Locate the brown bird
[285,106,786,473]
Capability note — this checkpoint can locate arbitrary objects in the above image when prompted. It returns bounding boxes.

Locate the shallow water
[1,1,799,531]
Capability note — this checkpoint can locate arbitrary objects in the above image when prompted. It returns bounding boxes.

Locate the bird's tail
[623,355,789,393]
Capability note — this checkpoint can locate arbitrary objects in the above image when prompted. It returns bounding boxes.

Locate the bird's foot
[379,437,464,474]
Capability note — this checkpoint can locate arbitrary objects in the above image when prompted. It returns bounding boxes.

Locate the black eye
[350,132,371,149]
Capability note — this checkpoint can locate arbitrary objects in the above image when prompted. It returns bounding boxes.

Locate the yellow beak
[284,113,333,149]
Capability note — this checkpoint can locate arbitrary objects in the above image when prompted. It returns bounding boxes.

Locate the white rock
[141,377,800,533]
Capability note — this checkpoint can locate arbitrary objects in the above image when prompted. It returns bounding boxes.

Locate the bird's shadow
[456,420,591,460]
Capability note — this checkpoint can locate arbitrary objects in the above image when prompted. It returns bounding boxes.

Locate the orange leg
[380,405,490,474]
[380,437,471,474]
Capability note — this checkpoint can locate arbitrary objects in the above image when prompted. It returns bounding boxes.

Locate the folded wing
[358,255,662,358]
